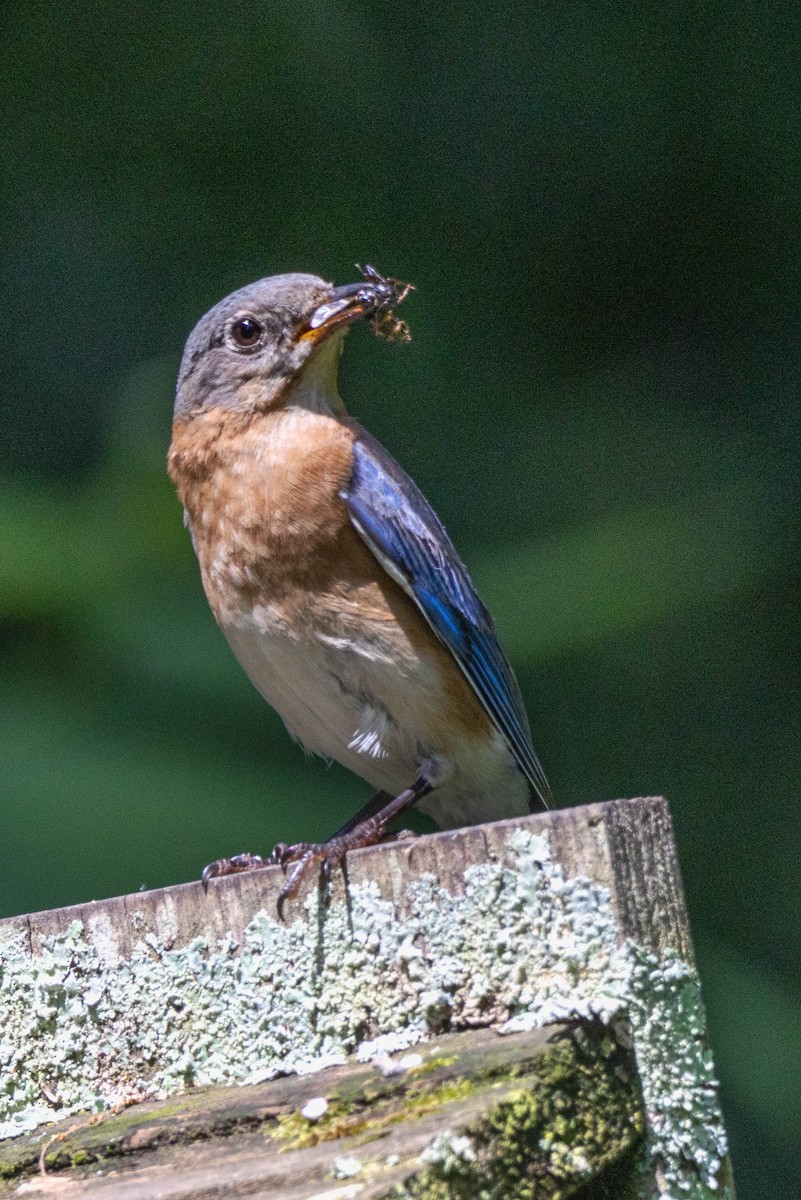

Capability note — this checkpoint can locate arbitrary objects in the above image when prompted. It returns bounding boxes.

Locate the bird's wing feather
[340,428,551,810]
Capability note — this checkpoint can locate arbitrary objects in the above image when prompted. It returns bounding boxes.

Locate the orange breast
[168,403,492,744]
[169,405,353,614]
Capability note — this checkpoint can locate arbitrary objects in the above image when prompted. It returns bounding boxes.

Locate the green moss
[403,1078,475,1114]
[270,1101,365,1149]
[389,1028,644,1200]
[269,1075,478,1154]
[68,1150,94,1167]
[412,1055,458,1075]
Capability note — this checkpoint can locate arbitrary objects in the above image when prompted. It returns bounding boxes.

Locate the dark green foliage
[1,5,798,1195]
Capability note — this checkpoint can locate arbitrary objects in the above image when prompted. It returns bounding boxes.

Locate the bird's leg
[199,789,393,887]
[201,757,448,918]
[272,758,448,920]
[330,790,393,838]
[328,791,418,844]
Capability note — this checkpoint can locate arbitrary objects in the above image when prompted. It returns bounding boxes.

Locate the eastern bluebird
[168,267,551,914]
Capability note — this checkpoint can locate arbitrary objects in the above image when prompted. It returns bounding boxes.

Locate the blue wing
[340,427,551,811]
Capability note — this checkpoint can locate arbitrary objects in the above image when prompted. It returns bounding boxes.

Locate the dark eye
[229,316,265,350]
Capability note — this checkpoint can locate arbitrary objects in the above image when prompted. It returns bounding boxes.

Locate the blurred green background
[2,4,799,1194]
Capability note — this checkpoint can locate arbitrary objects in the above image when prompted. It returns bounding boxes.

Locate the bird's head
[174,268,412,422]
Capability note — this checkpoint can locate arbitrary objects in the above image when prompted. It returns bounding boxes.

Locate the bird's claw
[271,816,393,920]
[272,840,349,922]
[202,812,416,918]
[201,852,269,887]
[268,842,315,869]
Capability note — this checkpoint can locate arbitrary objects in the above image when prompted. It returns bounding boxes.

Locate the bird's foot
[202,767,435,919]
[201,852,269,886]
[197,827,406,911]
[272,768,440,918]
[271,819,392,921]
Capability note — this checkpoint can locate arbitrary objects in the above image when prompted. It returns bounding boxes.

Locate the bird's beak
[301,284,377,342]
[300,266,414,344]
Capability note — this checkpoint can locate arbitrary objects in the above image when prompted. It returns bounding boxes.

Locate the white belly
[220,604,530,829]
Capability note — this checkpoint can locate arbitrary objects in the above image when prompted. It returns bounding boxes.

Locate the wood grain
[0,797,687,962]
[0,1022,644,1198]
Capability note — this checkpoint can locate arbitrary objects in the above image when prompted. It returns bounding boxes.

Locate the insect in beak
[302,264,414,344]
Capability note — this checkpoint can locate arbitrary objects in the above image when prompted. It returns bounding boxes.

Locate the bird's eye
[229,316,265,350]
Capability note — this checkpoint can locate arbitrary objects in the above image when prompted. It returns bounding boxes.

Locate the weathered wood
[601,797,693,961]
[0,1022,645,1197]
[0,798,688,961]
[0,798,734,1198]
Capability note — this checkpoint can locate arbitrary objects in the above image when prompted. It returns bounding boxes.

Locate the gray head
[174,269,412,421]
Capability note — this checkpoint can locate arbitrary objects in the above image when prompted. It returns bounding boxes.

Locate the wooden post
[0,798,735,1198]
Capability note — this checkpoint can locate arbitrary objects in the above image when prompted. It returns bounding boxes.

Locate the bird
[168,266,551,915]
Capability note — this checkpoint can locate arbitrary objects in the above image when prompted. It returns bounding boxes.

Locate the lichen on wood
[0,799,733,1198]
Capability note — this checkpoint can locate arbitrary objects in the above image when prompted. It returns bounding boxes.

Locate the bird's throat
[281,334,347,417]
